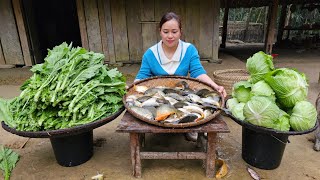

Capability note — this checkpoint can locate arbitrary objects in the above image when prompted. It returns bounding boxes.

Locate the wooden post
[206,132,217,178]
[221,0,229,48]
[130,133,141,178]
[264,0,279,54]
[0,40,5,65]
[276,3,288,44]
[212,0,221,63]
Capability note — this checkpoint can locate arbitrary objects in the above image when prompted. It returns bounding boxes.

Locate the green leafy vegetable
[0,146,19,180]
[232,81,252,103]
[0,42,126,131]
[289,101,317,131]
[246,51,274,83]
[250,80,276,102]
[265,68,308,108]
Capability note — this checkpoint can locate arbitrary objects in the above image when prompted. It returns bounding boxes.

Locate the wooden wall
[0,0,220,67]
[77,0,221,64]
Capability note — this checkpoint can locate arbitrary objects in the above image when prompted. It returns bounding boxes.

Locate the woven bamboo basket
[124,76,225,128]
[213,69,250,95]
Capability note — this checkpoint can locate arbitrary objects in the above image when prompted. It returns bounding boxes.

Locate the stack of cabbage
[0,42,126,131]
[227,51,317,132]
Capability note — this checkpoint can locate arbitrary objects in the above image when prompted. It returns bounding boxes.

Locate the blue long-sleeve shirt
[135,40,206,80]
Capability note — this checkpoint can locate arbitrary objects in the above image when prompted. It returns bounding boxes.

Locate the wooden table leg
[206,132,217,178]
[130,133,141,178]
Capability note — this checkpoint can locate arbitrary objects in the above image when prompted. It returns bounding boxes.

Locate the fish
[195,88,210,97]
[178,114,198,123]
[133,85,148,93]
[155,104,177,121]
[186,93,203,103]
[215,159,228,178]
[140,97,160,107]
[130,106,154,120]
[166,93,186,101]
[247,166,260,180]
[144,87,164,96]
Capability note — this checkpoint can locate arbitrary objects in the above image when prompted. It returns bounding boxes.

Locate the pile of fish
[125,81,222,125]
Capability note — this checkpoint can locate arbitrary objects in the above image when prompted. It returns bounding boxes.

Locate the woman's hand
[216,85,227,98]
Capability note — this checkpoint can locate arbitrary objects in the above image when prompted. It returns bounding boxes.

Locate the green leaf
[0,146,19,180]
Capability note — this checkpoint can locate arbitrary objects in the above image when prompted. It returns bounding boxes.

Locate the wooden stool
[116,111,230,178]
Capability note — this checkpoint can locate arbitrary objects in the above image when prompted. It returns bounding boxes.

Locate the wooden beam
[221,0,229,48]
[104,0,116,64]
[76,0,89,50]
[264,0,279,54]
[140,152,206,159]
[12,0,33,66]
[212,0,221,63]
[276,3,287,44]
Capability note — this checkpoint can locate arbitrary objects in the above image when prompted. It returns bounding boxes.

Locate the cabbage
[226,98,239,110]
[265,68,308,108]
[243,96,280,128]
[231,102,245,120]
[246,51,274,83]
[232,81,252,103]
[290,101,317,131]
[250,80,276,102]
[273,110,290,131]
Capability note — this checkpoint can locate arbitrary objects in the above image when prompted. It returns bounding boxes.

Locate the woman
[135,12,226,141]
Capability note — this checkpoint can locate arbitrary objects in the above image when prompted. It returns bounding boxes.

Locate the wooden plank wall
[0,0,24,65]
[79,0,219,63]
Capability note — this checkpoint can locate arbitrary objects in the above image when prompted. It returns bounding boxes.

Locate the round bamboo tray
[213,69,250,95]
[123,76,225,128]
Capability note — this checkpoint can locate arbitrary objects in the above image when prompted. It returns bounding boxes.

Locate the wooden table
[116,111,230,178]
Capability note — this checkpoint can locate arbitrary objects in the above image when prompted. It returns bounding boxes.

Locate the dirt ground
[0,45,319,180]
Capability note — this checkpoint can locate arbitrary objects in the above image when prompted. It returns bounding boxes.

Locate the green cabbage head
[250,80,276,102]
[246,51,274,83]
[273,109,290,131]
[265,68,308,108]
[232,81,252,103]
[243,96,280,129]
[290,101,317,131]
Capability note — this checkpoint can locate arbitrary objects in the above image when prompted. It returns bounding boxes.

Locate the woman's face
[160,19,181,49]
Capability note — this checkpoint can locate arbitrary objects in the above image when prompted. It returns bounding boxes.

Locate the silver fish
[130,106,154,120]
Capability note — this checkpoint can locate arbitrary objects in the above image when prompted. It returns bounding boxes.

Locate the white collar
[157,40,182,65]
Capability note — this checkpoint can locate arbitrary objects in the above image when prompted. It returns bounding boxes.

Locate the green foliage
[0,42,127,131]
[0,146,19,180]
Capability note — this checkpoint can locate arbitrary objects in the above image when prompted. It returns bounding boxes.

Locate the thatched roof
[221,0,320,8]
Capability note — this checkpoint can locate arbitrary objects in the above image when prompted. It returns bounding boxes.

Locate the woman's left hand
[216,85,227,98]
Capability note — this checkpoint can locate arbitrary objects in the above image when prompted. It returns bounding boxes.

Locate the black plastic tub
[1,106,125,167]
[227,112,318,170]
[242,126,288,169]
[50,131,93,167]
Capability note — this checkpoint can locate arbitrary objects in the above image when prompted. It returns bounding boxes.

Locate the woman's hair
[159,12,181,30]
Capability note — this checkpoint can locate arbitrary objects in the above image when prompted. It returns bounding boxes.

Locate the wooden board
[12,0,32,66]
[199,0,213,59]
[110,0,129,62]
[104,0,116,64]
[185,0,200,48]
[155,0,170,42]
[0,0,24,65]
[141,0,157,52]
[97,0,109,62]
[76,0,89,50]
[140,0,154,21]
[126,0,143,62]
[84,0,103,53]
[142,24,157,53]
[170,0,186,40]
